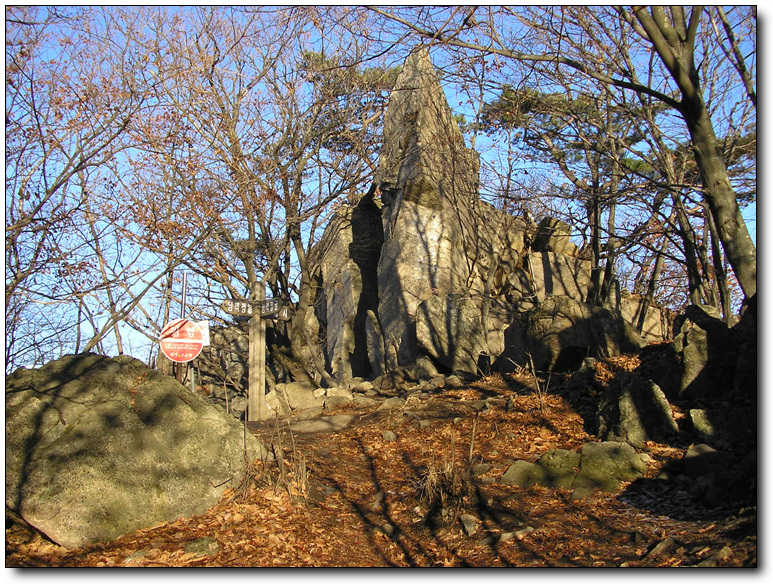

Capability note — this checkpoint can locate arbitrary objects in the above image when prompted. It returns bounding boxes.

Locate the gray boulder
[501,460,549,488]
[6,353,266,549]
[531,217,579,256]
[415,294,513,374]
[316,197,384,384]
[596,371,678,448]
[500,442,646,497]
[501,449,580,489]
[307,48,671,385]
[536,448,582,488]
[614,293,673,343]
[683,443,734,479]
[521,295,644,372]
[672,304,736,400]
[511,252,591,304]
[573,441,648,495]
[374,49,480,370]
[682,444,746,508]
[274,379,325,412]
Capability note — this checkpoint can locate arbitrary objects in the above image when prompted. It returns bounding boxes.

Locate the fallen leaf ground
[6,361,757,568]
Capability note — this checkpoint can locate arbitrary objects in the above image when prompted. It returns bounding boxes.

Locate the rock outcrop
[5,353,266,548]
[596,370,679,448]
[314,195,384,384]
[372,47,527,373]
[500,441,649,499]
[309,47,670,382]
[672,304,739,400]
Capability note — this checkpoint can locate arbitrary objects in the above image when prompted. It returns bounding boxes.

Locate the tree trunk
[704,202,731,322]
[682,99,756,300]
[600,201,617,305]
[587,194,603,306]
[672,194,703,305]
[628,6,756,302]
[637,211,674,334]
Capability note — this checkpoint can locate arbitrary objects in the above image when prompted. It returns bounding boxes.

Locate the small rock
[428,376,446,390]
[350,381,374,393]
[459,514,479,536]
[445,375,464,389]
[419,420,431,429]
[324,395,352,410]
[382,430,398,442]
[696,546,733,567]
[184,536,219,556]
[326,386,353,398]
[646,536,675,558]
[371,491,385,511]
[689,409,715,441]
[122,550,147,565]
[413,357,440,380]
[514,526,534,540]
[288,406,324,422]
[378,397,406,411]
[684,443,732,478]
[353,395,378,407]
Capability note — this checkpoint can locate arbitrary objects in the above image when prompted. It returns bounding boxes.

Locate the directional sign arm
[221,299,254,316]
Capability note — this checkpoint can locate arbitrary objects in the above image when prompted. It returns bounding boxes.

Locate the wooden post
[248,285,267,421]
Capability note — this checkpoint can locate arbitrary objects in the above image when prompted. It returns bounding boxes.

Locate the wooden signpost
[221,289,291,422]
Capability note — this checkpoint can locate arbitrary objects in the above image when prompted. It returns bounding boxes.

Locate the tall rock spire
[312,47,664,381]
[375,47,479,211]
[373,47,483,370]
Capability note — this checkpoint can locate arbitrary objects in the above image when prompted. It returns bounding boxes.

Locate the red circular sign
[159,319,204,363]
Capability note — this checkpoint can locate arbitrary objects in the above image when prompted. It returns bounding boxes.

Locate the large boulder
[373,48,482,370]
[306,48,672,388]
[596,371,678,448]
[520,295,644,372]
[614,293,673,343]
[316,196,384,384]
[572,441,648,496]
[415,294,514,374]
[5,353,266,549]
[500,442,647,498]
[672,305,736,400]
[273,379,325,412]
[531,217,579,256]
[500,449,581,489]
[509,251,592,304]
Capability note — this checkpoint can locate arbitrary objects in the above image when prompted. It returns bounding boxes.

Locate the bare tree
[368,6,756,303]
[5,7,157,369]
[133,7,395,385]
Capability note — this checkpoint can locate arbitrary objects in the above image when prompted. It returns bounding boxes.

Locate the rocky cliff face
[312,48,668,383]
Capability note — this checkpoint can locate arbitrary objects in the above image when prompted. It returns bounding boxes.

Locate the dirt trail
[6,374,756,567]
